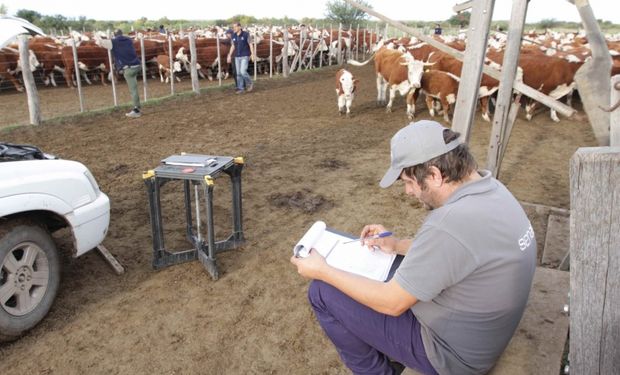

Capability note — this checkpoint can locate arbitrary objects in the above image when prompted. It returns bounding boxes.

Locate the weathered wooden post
[570,0,612,146]
[283,26,289,78]
[337,23,342,65]
[189,32,199,94]
[17,35,40,125]
[450,0,495,143]
[269,28,273,78]
[216,35,222,86]
[139,34,148,101]
[355,24,359,60]
[329,24,333,66]
[253,32,257,80]
[70,38,85,112]
[486,0,528,177]
[105,42,118,106]
[611,75,620,146]
[168,34,175,94]
[570,147,620,374]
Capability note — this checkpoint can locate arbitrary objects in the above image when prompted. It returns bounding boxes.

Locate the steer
[0,47,40,92]
[335,68,358,116]
[407,70,460,123]
[348,47,429,118]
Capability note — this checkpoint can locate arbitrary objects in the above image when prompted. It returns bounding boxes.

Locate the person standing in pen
[227,22,255,95]
[100,29,142,118]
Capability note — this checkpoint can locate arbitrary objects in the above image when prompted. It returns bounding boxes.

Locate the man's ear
[429,166,443,186]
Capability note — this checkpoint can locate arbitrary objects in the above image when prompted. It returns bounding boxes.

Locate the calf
[407,70,460,123]
[335,69,358,116]
[156,55,182,83]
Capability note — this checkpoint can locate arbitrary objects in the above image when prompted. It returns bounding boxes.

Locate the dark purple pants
[308,280,438,375]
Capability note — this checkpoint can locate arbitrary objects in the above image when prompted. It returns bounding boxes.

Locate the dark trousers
[308,280,438,375]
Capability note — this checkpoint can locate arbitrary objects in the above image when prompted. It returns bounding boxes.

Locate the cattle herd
[0,25,373,92]
[2,25,620,123]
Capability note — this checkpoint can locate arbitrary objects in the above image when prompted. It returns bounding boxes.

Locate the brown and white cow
[348,47,429,118]
[0,47,40,92]
[407,70,460,123]
[517,54,582,122]
[156,55,182,83]
[60,44,110,87]
[335,68,358,116]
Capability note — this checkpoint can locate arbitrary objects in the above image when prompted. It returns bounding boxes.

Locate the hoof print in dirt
[269,190,333,213]
[318,158,348,170]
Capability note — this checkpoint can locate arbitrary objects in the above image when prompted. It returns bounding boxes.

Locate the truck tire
[0,220,60,342]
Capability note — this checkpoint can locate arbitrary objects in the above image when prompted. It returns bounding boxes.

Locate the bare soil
[0,63,596,374]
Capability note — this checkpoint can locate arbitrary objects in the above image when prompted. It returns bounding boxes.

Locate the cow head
[400,53,426,89]
[172,61,182,73]
[28,50,40,71]
[338,70,357,97]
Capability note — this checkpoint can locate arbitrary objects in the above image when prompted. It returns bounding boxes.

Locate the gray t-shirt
[394,170,536,375]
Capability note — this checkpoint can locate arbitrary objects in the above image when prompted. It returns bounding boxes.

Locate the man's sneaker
[125,108,141,118]
[246,84,253,92]
[235,89,244,95]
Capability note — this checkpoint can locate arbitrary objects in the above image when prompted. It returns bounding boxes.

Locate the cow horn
[423,62,435,67]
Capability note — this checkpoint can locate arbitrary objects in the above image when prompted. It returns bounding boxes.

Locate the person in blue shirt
[227,22,255,94]
[111,29,142,118]
[434,23,443,36]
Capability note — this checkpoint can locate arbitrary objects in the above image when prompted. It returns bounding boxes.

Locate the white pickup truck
[0,143,110,341]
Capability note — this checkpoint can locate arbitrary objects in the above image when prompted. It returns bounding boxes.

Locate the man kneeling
[291,120,536,375]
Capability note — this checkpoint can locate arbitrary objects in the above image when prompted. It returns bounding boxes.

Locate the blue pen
[343,231,393,244]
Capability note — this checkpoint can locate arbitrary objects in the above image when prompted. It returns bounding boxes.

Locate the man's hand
[290,249,328,280]
[250,54,255,62]
[226,55,232,64]
[360,224,399,255]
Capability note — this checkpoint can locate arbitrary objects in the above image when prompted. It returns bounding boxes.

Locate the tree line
[2,1,618,36]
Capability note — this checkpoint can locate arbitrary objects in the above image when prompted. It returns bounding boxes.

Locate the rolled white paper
[293,221,326,257]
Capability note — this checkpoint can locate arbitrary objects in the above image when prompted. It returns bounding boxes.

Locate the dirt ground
[0,63,597,374]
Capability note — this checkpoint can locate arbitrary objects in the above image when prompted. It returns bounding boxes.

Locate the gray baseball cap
[379,120,461,188]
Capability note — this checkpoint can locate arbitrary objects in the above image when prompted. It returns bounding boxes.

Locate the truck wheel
[0,220,60,342]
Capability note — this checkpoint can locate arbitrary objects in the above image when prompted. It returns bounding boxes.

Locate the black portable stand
[143,154,244,280]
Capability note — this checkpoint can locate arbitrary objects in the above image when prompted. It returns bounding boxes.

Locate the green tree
[324,0,371,26]
[16,9,42,23]
[0,4,8,16]
[447,11,470,27]
[538,18,559,29]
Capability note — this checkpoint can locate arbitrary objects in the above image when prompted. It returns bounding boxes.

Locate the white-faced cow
[156,55,182,83]
[348,47,429,118]
[335,68,358,116]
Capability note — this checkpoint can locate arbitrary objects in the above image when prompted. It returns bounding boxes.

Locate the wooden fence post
[168,34,175,95]
[253,32,257,80]
[189,32,200,94]
[570,147,620,374]
[70,38,85,112]
[269,28,273,78]
[216,35,222,86]
[139,34,148,101]
[486,0,528,177]
[17,35,41,125]
[610,75,620,147]
[337,23,342,65]
[329,24,333,66]
[106,45,118,107]
[283,26,289,78]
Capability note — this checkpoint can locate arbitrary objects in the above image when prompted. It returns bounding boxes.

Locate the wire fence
[3,24,416,127]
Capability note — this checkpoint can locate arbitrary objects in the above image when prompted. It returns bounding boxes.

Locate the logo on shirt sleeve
[518,224,535,251]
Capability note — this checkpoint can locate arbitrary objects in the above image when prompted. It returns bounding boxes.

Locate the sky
[2,0,618,24]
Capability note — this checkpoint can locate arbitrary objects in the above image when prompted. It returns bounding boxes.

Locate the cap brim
[379,166,402,188]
